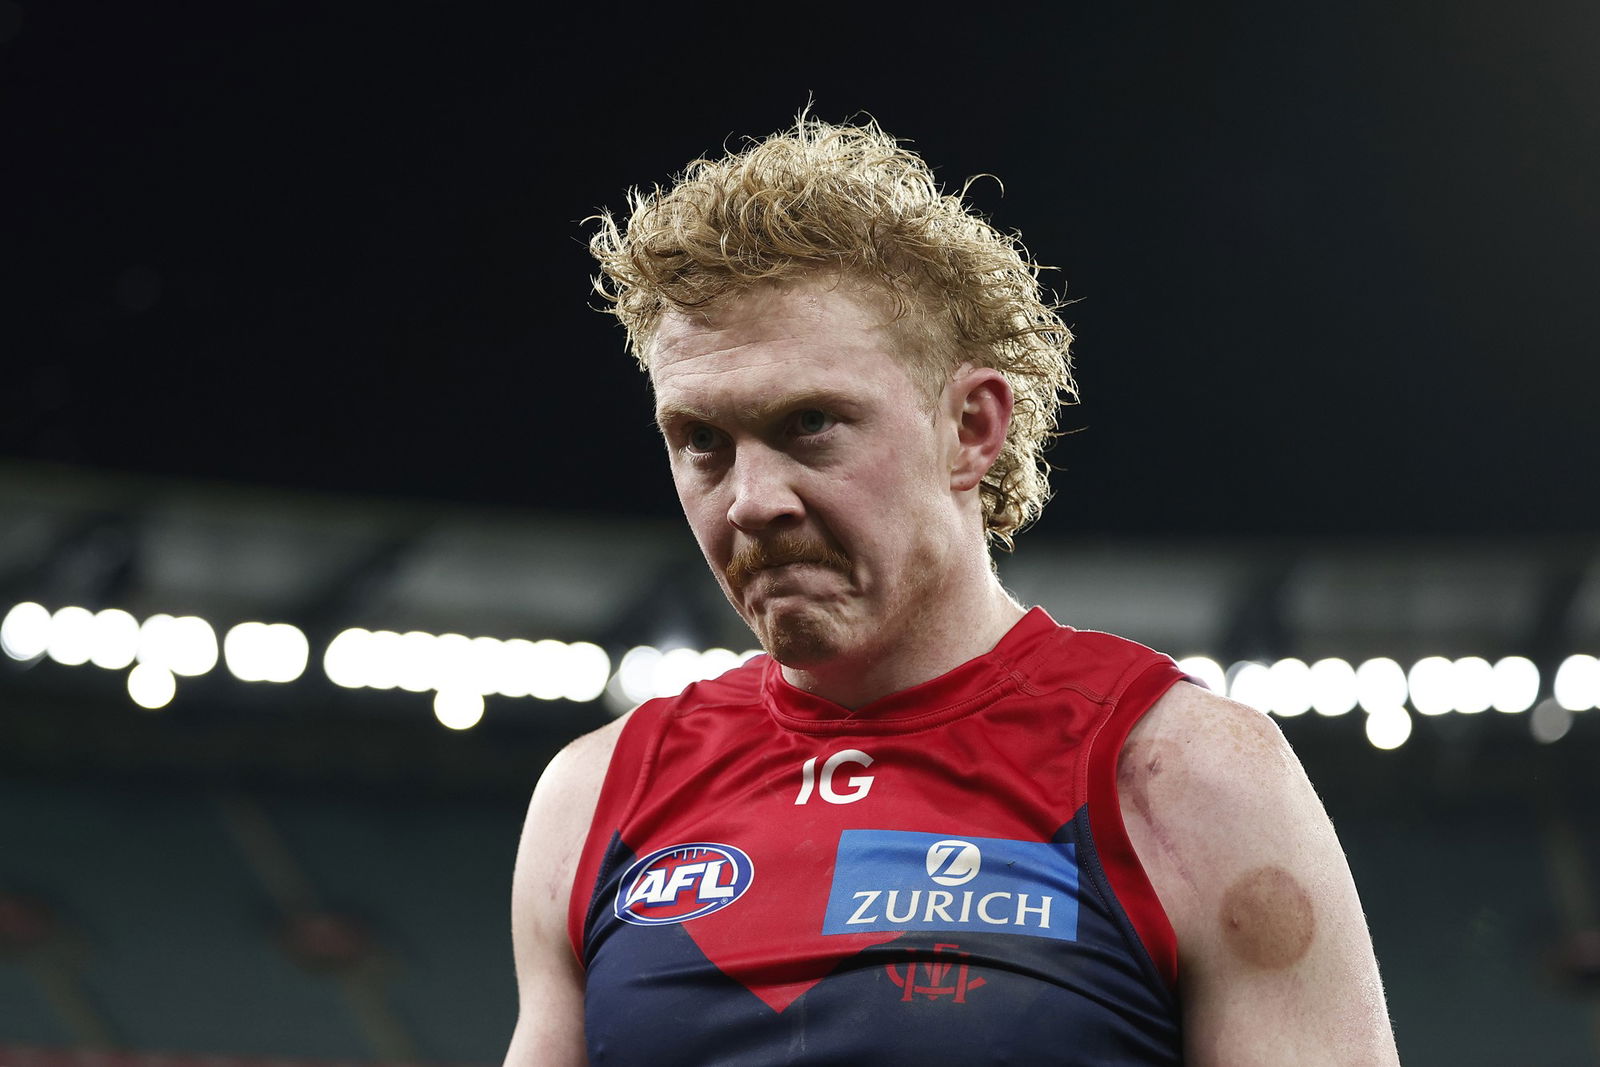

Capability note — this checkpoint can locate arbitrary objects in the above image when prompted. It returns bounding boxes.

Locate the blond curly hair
[588,115,1076,549]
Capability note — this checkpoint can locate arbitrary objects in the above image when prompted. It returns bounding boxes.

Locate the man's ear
[946,366,1013,493]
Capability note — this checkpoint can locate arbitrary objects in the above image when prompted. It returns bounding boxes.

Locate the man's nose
[726,447,803,533]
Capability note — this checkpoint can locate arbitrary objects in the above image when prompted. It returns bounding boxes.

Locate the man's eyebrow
[653,402,709,433]
[655,389,856,433]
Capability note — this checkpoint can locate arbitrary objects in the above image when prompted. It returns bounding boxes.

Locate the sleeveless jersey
[569,608,1187,1065]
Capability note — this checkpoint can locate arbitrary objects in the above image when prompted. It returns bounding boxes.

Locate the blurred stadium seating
[3,461,1599,1063]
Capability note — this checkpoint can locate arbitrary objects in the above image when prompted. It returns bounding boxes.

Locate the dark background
[4,5,1600,1061]
[6,1,1597,541]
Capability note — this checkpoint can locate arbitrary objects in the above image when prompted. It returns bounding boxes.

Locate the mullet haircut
[587,113,1076,549]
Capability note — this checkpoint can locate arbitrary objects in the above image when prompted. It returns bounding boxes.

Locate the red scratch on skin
[1117,739,1201,897]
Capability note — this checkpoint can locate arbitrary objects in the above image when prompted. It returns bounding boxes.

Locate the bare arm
[1119,683,1399,1066]
[503,716,627,1067]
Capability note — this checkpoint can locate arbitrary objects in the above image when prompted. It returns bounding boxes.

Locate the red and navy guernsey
[569,607,1187,1064]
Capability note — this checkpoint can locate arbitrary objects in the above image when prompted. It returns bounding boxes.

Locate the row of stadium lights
[4,601,1600,744]
[1170,654,1583,749]
[0,602,758,730]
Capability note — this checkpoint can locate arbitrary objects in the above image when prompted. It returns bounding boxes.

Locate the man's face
[649,279,963,669]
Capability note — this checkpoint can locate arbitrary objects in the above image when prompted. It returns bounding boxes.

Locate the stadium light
[137,614,218,677]
[1407,657,1454,716]
[433,689,485,730]
[1355,658,1408,713]
[527,639,573,701]
[1266,658,1312,717]
[88,608,140,670]
[1554,654,1600,712]
[1531,698,1573,743]
[431,633,474,695]
[321,627,612,704]
[1490,656,1539,713]
[394,631,436,694]
[557,642,611,703]
[492,638,535,698]
[1365,706,1412,749]
[1176,656,1226,695]
[224,622,309,683]
[655,647,707,697]
[1227,662,1272,713]
[127,662,176,710]
[1,601,51,660]
[323,628,369,689]
[469,636,505,696]
[1309,658,1357,716]
[1450,657,1494,715]
[46,606,96,666]
[617,646,664,704]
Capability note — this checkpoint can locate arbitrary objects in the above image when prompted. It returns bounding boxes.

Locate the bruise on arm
[1219,864,1316,971]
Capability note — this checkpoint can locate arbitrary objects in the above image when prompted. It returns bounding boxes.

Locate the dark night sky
[4,2,1597,541]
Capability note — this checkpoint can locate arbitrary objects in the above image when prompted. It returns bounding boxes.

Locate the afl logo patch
[614,842,754,926]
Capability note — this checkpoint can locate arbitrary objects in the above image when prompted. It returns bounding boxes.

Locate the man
[506,117,1399,1065]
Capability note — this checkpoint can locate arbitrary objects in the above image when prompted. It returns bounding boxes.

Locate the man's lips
[746,561,834,586]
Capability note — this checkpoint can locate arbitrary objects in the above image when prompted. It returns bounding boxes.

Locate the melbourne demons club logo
[885,942,986,1003]
[614,842,754,926]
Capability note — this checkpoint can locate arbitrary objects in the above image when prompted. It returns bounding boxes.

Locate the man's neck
[777,583,1027,710]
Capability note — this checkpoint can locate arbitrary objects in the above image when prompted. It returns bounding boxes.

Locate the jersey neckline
[760,606,1068,735]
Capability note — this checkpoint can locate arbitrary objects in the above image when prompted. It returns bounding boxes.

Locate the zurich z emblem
[615,842,754,926]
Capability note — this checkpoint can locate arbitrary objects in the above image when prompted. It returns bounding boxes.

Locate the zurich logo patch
[822,829,1079,941]
[614,842,754,926]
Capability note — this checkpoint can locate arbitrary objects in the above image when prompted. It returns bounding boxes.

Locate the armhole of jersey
[565,705,669,962]
[1085,660,1186,992]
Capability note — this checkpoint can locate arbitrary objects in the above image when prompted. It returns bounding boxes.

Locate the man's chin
[751,607,844,668]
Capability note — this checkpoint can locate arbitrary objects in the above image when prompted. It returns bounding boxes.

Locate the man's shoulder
[1128,681,1295,778]
[1120,682,1308,862]
[1118,682,1342,968]
[529,711,634,828]
[552,710,633,774]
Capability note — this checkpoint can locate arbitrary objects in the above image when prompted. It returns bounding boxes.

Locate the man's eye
[794,409,835,435]
[686,425,722,453]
